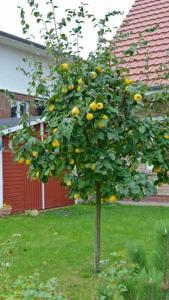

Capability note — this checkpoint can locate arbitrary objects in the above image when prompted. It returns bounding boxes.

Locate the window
[11,101,29,118]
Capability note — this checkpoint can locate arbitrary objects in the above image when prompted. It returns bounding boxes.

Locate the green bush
[0,236,66,300]
[1,274,66,300]
[98,225,169,300]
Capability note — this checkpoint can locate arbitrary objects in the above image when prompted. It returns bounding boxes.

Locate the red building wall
[2,135,73,213]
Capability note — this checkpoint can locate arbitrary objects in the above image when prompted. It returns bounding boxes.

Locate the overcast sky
[0,0,135,57]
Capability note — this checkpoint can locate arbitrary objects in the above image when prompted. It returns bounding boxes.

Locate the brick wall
[0,91,38,118]
[0,92,11,118]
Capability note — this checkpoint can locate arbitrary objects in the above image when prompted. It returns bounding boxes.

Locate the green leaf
[47,12,53,18]
[109,152,116,161]
[59,118,74,141]
[139,126,146,134]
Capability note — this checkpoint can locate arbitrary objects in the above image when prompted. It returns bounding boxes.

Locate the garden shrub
[98,225,169,300]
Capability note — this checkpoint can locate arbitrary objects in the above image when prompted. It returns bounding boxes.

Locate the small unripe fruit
[66,180,72,187]
[164,134,169,139]
[91,163,96,170]
[86,113,94,121]
[89,102,97,111]
[71,107,80,116]
[75,148,81,153]
[52,140,60,148]
[69,159,75,165]
[53,128,58,133]
[153,167,161,173]
[36,171,40,179]
[96,66,103,73]
[102,114,108,120]
[96,103,104,110]
[68,85,74,91]
[77,78,84,85]
[133,94,142,102]
[77,86,82,92]
[61,87,68,94]
[97,120,106,129]
[74,193,80,200]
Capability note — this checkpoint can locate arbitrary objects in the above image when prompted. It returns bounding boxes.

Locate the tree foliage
[11,0,169,201]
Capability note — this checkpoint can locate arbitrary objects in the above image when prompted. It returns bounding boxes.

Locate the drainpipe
[40,123,45,210]
[0,136,3,208]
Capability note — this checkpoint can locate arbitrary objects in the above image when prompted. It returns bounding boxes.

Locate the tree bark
[94,182,101,273]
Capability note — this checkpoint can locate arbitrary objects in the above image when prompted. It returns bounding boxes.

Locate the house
[115,0,169,200]
[0,31,73,212]
[0,31,48,119]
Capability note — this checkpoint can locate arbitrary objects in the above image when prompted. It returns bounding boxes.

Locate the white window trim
[11,100,30,118]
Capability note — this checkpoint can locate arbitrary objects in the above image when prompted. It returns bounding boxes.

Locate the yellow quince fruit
[124,77,133,85]
[86,113,94,121]
[25,159,31,165]
[96,103,104,110]
[71,107,80,116]
[32,151,38,158]
[52,140,60,148]
[133,94,142,102]
[109,195,117,203]
[75,148,81,154]
[69,159,75,165]
[18,157,25,164]
[49,104,55,112]
[61,63,69,71]
[66,180,72,187]
[89,102,97,111]
[89,71,97,79]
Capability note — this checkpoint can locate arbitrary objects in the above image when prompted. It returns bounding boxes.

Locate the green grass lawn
[1,204,169,299]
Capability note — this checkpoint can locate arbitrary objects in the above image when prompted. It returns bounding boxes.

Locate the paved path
[119,201,169,207]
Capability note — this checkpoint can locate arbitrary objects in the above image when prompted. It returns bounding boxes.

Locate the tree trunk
[94,182,101,273]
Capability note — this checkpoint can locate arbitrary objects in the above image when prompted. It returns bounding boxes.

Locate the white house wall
[0,42,49,95]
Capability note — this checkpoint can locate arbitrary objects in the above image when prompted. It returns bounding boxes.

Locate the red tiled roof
[115,0,169,86]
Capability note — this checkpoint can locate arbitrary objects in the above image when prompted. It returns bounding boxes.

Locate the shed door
[45,178,73,208]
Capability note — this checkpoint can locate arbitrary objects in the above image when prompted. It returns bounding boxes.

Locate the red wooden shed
[0,119,74,213]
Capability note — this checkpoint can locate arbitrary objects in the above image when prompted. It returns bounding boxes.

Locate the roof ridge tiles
[129,0,168,13]
[127,7,169,21]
